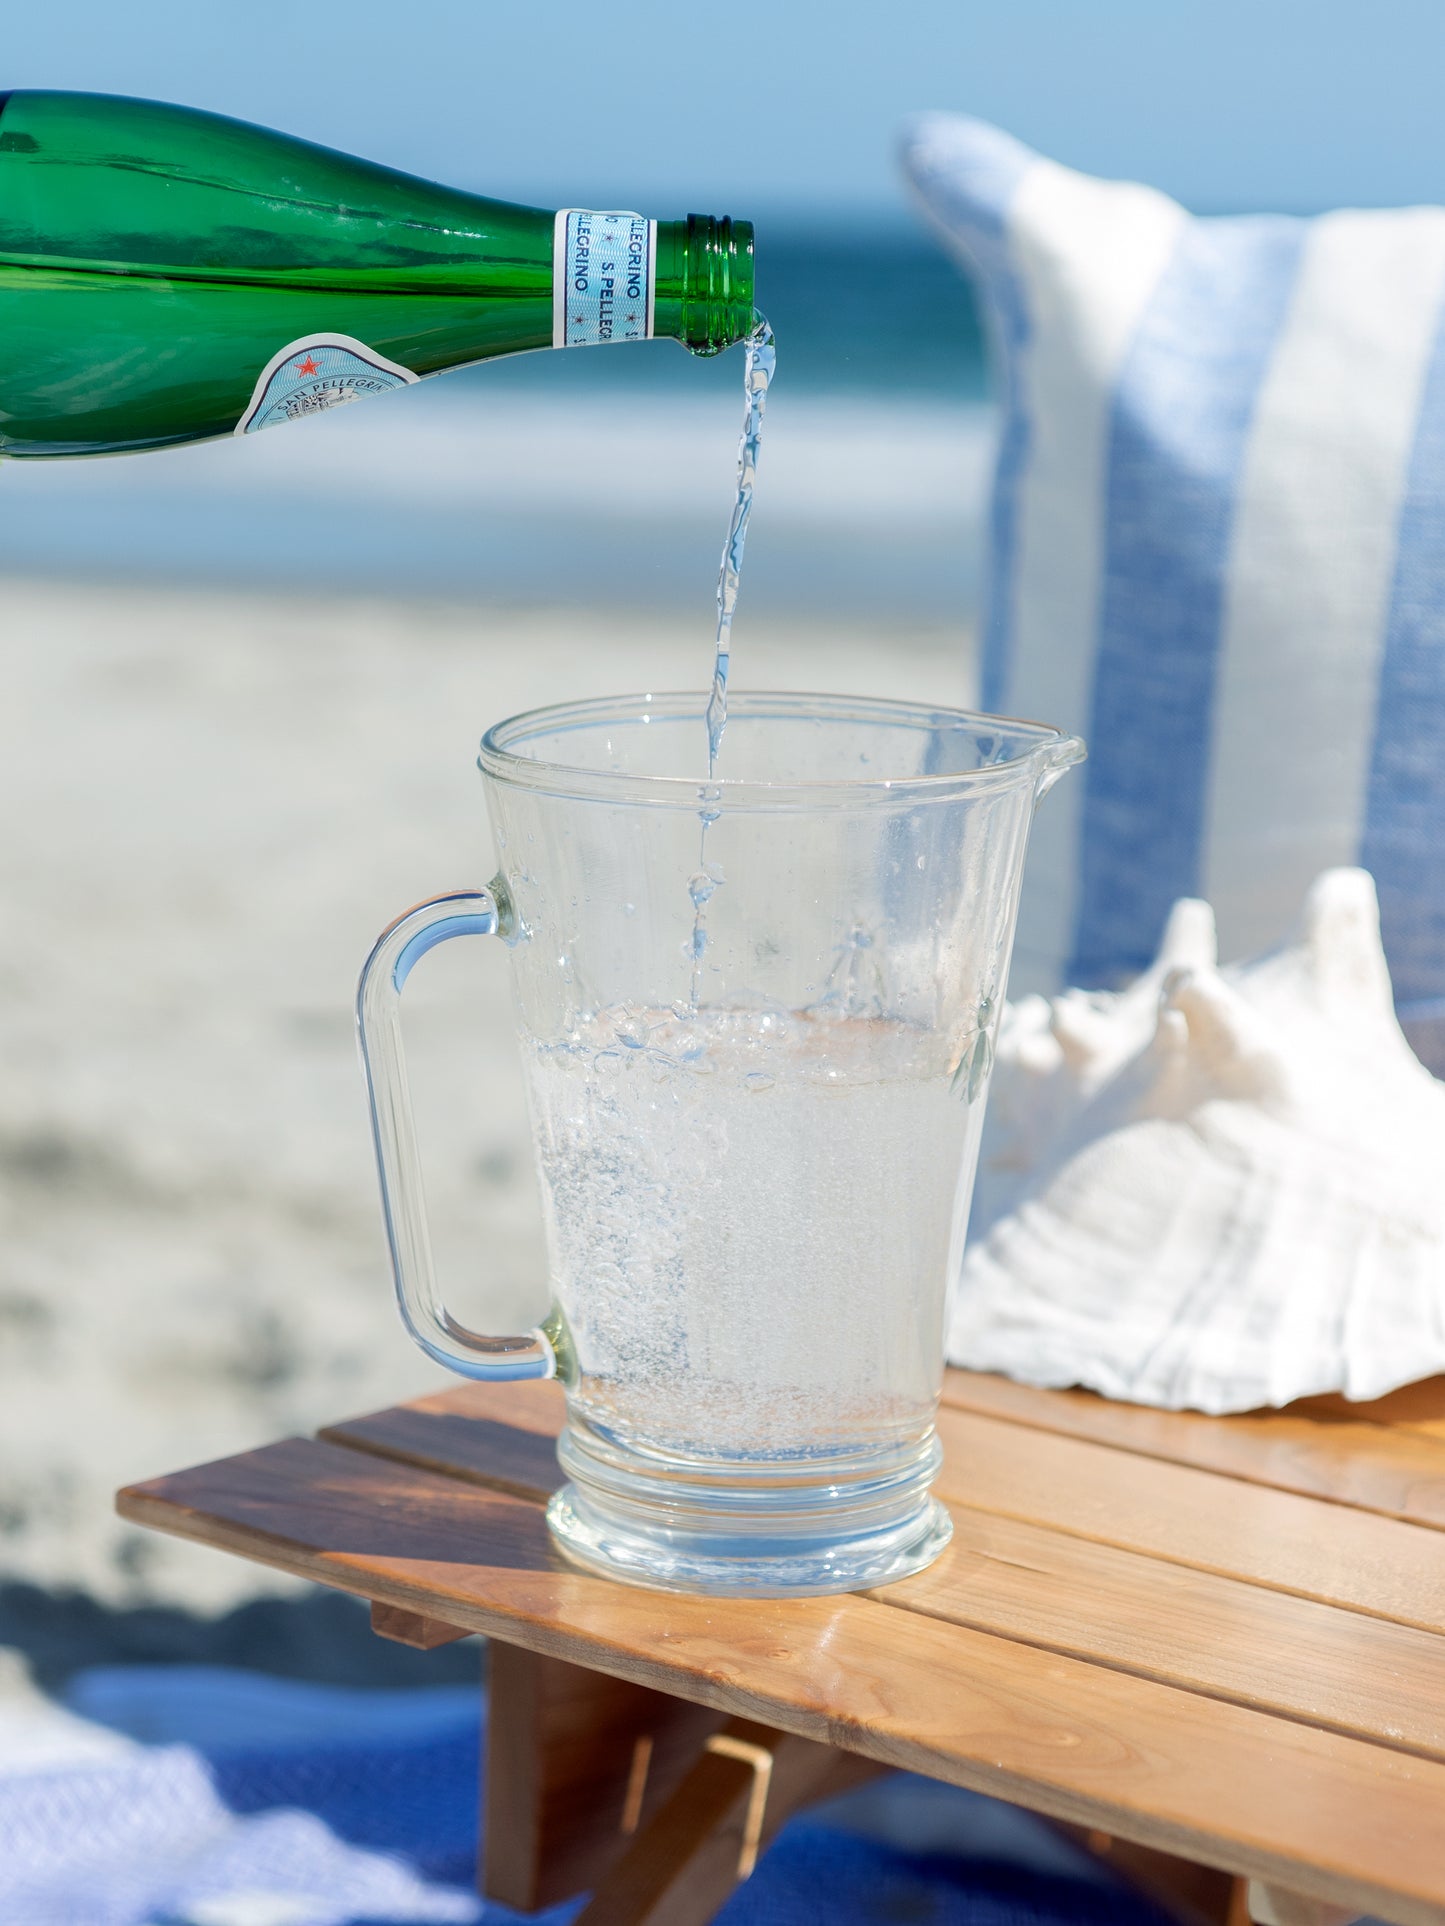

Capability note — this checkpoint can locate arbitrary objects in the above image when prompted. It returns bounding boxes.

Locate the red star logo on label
[294,355,319,376]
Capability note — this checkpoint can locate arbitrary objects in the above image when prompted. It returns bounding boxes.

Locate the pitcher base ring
[545,1483,952,1597]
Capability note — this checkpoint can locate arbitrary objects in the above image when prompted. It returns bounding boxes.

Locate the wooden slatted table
[117,1368,1445,1926]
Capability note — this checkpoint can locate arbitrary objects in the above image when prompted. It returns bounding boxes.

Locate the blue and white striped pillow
[903,113,1445,1067]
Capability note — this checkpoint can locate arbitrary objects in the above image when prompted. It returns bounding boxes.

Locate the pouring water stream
[690,314,775,1004]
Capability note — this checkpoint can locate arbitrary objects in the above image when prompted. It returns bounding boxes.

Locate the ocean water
[0,223,994,621]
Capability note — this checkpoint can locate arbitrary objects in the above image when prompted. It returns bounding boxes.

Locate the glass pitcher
[357,691,1082,1596]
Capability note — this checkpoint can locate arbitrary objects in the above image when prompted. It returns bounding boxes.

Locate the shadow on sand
[0,1580,482,1691]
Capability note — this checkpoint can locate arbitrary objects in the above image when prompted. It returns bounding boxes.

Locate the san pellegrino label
[552,210,656,348]
[237,334,419,434]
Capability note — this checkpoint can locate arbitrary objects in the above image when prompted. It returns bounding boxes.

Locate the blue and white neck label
[237,334,419,434]
[553,210,656,348]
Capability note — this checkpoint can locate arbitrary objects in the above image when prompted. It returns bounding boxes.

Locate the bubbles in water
[613,1005,672,1055]
[523,1005,977,1461]
[688,865,725,912]
[744,1004,795,1046]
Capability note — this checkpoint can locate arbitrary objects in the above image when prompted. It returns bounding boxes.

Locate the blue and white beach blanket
[0,1668,498,1926]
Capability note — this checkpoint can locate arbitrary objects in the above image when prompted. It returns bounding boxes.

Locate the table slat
[935,1407,1445,1632]
[321,1381,564,1501]
[324,1380,1445,1763]
[117,1437,1445,1926]
[885,1504,1445,1760]
[941,1369,1445,1529]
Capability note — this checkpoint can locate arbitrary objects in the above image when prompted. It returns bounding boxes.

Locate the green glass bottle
[0,91,756,458]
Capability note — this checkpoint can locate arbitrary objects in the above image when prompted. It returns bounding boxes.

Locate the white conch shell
[950,868,1445,1413]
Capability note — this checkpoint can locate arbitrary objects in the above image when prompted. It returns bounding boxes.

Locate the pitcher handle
[356,887,559,1382]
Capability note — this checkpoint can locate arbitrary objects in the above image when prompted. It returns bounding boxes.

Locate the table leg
[574,1716,881,1926]
[1062,1825,1246,1925]
[482,1645,725,1913]
[369,1601,472,1649]
[1245,1882,1364,1926]
[1063,1829,1367,1926]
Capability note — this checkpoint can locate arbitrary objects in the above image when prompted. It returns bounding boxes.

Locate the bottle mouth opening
[682,214,755,355]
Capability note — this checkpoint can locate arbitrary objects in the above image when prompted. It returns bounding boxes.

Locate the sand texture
[0,576,970,1609]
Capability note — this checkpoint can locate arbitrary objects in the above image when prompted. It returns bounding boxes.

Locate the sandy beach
[1,574,973,1612]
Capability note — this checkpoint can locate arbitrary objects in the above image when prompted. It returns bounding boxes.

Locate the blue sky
[6,0,1445,218]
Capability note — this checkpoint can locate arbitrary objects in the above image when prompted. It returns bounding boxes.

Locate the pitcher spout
[1034,732,1087,802]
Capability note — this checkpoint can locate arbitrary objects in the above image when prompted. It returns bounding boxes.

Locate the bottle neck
[654,215,756,355]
